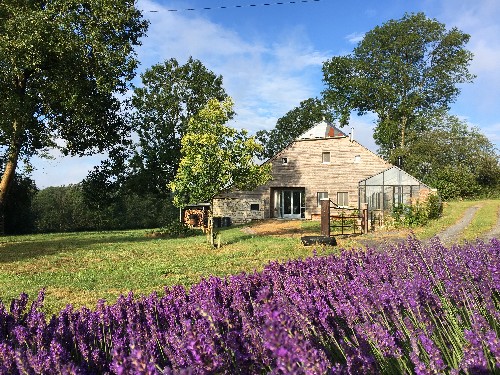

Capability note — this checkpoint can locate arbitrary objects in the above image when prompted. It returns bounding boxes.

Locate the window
[337,192,348,207]
[281,157,288,165]
[317,192,328,206]
[393,186,403,207]
[322,152,330,163]
[250,203,260,211]
[354,155,361,163]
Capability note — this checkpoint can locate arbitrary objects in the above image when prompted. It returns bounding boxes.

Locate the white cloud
[443,1,500,78]
[432,0,500,150]
[348,113,378,153]
[137,0,329,134]
[31,154,104,188]
[480,122,500,147]
[345,32,365,44]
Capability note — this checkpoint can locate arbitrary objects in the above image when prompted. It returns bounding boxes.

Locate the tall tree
[256,98,334,160]
[128,57,228,196]
[0,0,148,214]
[322,12,475,157]
[85,58,228,200]
[170,98,271,244]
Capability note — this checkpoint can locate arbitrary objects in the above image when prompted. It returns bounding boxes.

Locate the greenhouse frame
[358,166,432,214]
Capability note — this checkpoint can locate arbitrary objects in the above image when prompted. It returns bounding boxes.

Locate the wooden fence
[320,199,368,237]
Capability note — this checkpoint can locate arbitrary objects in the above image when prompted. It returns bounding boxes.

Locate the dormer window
[322,152,330,164]
[282,157,288,165]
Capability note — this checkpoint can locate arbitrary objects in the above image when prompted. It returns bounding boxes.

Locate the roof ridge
[297,120,347,140]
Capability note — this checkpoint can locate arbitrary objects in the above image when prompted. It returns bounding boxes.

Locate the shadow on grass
[0,231,206,263]
[211,226,257,246]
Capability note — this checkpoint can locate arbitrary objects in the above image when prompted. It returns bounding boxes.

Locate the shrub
[148,220,199,238]
[392,192,443,227]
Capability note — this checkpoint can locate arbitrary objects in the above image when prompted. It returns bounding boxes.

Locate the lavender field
[0,236,499,374]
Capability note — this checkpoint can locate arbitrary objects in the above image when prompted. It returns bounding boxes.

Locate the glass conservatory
[358,166,431,214]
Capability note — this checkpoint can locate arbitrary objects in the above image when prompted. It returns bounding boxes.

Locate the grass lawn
[0,198,498,315]
[0,225,339,315]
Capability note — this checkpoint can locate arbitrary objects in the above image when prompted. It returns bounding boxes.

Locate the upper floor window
[282,157,288,165]
[322,152,330,164]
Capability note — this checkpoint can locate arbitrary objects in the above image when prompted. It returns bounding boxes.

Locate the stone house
[212,120,400,224]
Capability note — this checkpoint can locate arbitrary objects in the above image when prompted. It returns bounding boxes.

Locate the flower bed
[0,236,499,374]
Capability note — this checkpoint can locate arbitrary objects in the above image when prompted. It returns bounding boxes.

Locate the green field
[1,199,499,315]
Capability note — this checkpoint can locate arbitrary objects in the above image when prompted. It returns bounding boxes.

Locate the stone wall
[213,197,266,223]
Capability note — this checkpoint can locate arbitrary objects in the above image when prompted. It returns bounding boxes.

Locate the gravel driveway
[435,206,480,244]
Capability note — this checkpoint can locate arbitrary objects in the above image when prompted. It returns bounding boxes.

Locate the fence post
[320,199,330,237]
[362,203,368,234]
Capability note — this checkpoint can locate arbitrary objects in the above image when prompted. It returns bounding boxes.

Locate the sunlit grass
[0,226,338,315]
[414,200,482,240]
[461,199,500,241]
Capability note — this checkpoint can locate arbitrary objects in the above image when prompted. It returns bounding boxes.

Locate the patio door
[277,189,305,219]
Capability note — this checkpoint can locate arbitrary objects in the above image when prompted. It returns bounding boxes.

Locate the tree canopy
[85,58,228,200]
[170,98,271,208]
[0,0,148,210]
[255,98,334,160]
[400,113,500,200]
[322,12,475,158]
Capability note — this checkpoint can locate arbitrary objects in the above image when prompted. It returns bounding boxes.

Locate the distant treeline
[4,176,175,235]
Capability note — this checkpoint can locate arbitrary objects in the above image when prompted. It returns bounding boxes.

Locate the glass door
[281,189,304,219]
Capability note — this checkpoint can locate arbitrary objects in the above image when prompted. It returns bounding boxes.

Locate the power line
[148,0,321,12]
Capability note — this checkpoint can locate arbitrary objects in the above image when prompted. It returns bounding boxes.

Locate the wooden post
[362,203,369,234]
[320,199,330,237]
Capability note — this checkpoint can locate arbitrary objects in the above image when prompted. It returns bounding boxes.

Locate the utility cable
[147,0,321,12]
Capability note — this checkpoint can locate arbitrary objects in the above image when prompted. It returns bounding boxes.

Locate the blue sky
[32,0,500,187]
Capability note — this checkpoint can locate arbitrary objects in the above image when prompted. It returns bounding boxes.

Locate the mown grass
[0,226,338,315]
[0,198,498,316]
[461,199,500,241]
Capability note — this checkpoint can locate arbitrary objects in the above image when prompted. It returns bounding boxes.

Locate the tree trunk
[0,126,21,212]
[0,73,29,232]
[209,199,215,247]
[0,122,22,235]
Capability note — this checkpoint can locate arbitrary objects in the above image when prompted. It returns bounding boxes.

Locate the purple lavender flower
[0,237,499,373]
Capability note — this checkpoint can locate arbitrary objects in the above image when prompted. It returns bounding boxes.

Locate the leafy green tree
[400,113,500,200]
[170,98,271,244]
[0,0,148,218]
[33,183,174,233]
[256,98,334,160]
[32,185,93,232]
[322,12,475,158]
[95,58,228,199]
